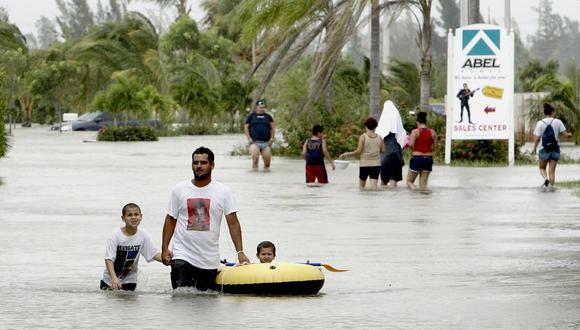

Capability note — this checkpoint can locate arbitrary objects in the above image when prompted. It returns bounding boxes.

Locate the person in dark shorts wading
[161,147,250,291]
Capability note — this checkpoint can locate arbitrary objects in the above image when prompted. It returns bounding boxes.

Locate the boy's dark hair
[312,125,324,135]
[192,146,215,162]
[417,112,428,124]
[122,203,141,216]
[364,117,378,130]
[543,103,555,116]
[257,241,276,255]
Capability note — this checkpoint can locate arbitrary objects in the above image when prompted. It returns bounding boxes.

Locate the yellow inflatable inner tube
[216,262,324,295]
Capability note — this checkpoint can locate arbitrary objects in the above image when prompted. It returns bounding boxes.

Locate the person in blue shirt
[302,124,335,184]
[244,99,276,170]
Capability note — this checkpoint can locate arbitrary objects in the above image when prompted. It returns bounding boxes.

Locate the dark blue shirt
[246,112,273,142]
[305,138,324,165]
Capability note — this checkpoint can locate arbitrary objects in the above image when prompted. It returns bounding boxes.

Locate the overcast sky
[2,0,580,45]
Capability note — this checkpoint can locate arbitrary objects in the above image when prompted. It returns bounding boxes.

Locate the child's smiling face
[122,207,142,229]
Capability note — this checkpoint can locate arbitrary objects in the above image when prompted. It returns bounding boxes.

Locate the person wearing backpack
[532,103,568,188]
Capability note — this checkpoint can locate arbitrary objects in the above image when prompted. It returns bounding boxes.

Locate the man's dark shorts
[171,259,218,291]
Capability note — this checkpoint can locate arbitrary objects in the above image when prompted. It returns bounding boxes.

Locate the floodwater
[1,127,579,329]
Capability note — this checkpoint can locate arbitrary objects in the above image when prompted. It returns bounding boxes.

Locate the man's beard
[194,170,211,180]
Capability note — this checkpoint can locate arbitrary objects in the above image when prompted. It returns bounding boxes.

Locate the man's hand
[237,252,250,265]
[162,248,172,266]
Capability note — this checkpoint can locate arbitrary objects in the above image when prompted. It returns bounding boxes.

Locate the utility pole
[460,0,468,26]
[504,0,511,32]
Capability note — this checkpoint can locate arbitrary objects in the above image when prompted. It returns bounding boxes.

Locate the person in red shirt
[407,112,437,190]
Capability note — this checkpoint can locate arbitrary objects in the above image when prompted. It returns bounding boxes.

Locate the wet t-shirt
[102,228,158,285]
[167,180,237,269]
[246,112,273,142]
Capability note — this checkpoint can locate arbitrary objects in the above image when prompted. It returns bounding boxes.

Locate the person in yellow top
[340,117,384,191]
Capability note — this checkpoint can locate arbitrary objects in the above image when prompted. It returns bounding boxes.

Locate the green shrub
[451,140,509,164]
[97,126,158,141]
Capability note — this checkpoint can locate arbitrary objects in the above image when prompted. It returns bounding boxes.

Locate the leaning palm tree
[234,0,415,114]
[67,11,160,110]
[234,0,368,111]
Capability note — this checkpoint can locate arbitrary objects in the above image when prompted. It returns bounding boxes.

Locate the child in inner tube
[256,241,276,263]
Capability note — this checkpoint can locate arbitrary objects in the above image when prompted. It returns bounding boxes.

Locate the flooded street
[1,127,580,329]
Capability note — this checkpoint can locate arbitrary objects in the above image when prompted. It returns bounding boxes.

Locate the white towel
[376,100,407,147]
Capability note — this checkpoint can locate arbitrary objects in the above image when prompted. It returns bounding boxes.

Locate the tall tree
[56,0,96,40]
[96,0,126,24]
[201,0,243,41]
[528,0,562,62]
[436,0,460,32]
[35,16,59,49]
[410,0,434,111]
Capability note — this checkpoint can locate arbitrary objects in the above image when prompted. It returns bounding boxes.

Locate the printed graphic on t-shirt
[187,198,211,231]
[113,245,140,278]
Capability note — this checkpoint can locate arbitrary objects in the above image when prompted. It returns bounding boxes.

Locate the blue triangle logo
[483,30,500,48]
[462,30,478,49]
[467,39,495,55]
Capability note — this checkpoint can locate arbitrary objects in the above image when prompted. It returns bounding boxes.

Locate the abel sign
[445,24,515,163]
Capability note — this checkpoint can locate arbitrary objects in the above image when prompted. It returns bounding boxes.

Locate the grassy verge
[557,180,580,188]
[557,180,580,199]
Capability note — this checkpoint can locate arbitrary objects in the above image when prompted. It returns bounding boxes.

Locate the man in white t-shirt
[162,147,250,290]
[532,103,570,188]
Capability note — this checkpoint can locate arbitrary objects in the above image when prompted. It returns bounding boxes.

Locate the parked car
[51,112,160,131]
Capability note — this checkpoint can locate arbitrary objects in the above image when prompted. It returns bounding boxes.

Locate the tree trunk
[253,32,300,103]
[177,0,189,17]
[19,95,35,128]
[324,74,334,114]
[419,1,433,111]
[369,0,381,119]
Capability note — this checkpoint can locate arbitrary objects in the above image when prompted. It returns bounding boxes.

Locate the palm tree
[234,0,417,115]
[416,0,433,111]
[201,0,243,41]
[234,0,368,108]
[66,12,160,111]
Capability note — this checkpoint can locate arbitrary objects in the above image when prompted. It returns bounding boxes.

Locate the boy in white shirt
[100,203,162,291]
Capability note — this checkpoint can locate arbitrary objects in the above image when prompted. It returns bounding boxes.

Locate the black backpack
[541,119,558,151]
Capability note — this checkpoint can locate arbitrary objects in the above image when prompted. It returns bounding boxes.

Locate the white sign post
[445,24,515,165]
